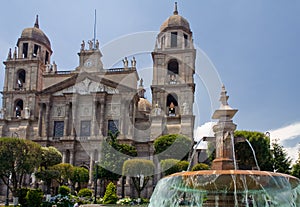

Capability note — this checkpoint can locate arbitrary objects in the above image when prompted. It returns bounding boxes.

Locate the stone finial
[81,40,85,51]
[34,15,39,28]
[173,2,178,15]
[138,78,145,98]
[96,40,99,49]
[7,48,12,60]
[220,85,229,106]
[139,78,144,87]
[13,47,17,59]
[123,57,128,69]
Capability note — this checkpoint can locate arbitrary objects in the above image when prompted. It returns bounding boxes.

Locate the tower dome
[17,15,52,51]
[160,2,191,33]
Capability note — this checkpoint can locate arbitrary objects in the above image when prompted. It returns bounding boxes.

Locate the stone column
[89,151,95,186]
[64,103,70,136]
[44,103,51,137]
[70,150,74,165]
[99,101,105,136]
[91,100,97,137]
[62,151,66,163]
[37,103,43,137]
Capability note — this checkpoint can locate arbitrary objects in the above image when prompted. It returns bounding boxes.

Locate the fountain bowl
[149,170,300,206]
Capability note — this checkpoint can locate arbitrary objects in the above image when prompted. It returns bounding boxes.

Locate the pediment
[53,77,119,96]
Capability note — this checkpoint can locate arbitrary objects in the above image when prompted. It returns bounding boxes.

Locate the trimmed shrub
[26,189,43,207]
[191,163,210,171]
[77,188,93,197]
[17,188,29,207]
[58,185,71,196]
[160,159,189,176]
[103,182,118,204]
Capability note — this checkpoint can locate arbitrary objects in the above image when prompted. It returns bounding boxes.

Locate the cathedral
[0,3,196,198]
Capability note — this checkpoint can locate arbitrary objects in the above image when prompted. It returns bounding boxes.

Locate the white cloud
[269,122,300,164]
[194,122,216,149]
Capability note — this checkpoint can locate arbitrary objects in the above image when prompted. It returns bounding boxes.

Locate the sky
[0,0,300,163]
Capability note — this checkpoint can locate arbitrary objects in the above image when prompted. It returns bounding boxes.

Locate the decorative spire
[138,78,145,98]
[173,2,178,15]
[220,85,229,106]
[34,15,39,28]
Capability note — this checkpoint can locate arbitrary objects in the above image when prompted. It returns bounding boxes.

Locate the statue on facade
[123,57,128,69]
[81,40,85,51]
[153,102,161,116]
[24,107,30,119]
[7,48,12,60]
[131,56,136,68]
[88,40,93,50]
[13,47,17,59]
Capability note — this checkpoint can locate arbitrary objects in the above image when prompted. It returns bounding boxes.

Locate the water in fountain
[245,139,260,171]
[149,86,300,207]
[187,138,204,171]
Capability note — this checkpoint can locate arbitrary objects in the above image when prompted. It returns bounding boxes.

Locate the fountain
[149,86,300,207]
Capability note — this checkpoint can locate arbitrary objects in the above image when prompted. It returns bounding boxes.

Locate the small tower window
[184,34,188,47]
[17,69,26,89]
[45,51,49,64]
[33,44,40,57]
[168,59,179,84]
[171,32,178,48]
[167,94,178,116]
[22,43,28,58]
[15,99,24,118]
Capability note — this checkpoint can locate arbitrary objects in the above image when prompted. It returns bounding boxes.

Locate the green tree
[271,142,292,174]
[102,182,118,204]
[98,131,137,182]
[0,137,42,196]
[51,163,73,185]
[35,146,62,193]
[70,166,89,191]
[291,162,300,178]
[154,134,193,161]
[234,131,273,171]
[160,159,189,176]
[123,159,154,199]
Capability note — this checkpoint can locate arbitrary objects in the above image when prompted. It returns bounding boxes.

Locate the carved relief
[53,105,65,117]
[53,78,119,96]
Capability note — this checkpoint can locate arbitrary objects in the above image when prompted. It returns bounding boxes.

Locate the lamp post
[94,161,99,204]
[5,174,11,206]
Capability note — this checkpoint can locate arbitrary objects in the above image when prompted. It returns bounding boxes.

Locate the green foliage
[70,166,89,191]
[123,159,155,177]
[234,131,273,171]
[160,159,189,176]
[271,142,292,174]
[154,134,192,161]
[123,159,155,198]
[99,131,137,182]
[26,189,43,207]
[40,146,62,168]
[77,188,93,197]
[103,182,118,204]
[51,163,73,185]
[0,137,42,196]
[58,185,71,196]
[291,162,300,178]
[17,188,29,207]
[191,163,210,171]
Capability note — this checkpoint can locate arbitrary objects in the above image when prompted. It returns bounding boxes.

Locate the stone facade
[0,4,196,199]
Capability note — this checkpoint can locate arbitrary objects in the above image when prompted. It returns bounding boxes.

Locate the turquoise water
[149,172,300,207]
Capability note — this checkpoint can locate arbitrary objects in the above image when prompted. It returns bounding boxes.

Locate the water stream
[187,138,204,171]
[230,132,238,170]
[245,139,260,171]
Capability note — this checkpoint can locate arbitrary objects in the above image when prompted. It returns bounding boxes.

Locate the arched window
[166,93,178,116]
[168,59,179,75]
[17,69,26,88]
[15,99,24,117]
[168,59,179,84]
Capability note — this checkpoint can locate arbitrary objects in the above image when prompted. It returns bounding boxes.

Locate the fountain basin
[149,170,300,206]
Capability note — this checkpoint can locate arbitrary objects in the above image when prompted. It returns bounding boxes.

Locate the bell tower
[2,15,52,122]
[151,3,196,140]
